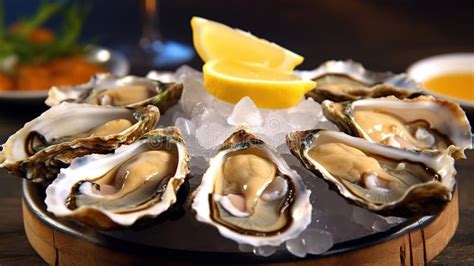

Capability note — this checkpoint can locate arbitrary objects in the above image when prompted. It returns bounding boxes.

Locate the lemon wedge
[203,60,316,109]
[191,17,304,71]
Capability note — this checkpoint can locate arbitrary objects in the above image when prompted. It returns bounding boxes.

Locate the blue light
[149,40,195,67]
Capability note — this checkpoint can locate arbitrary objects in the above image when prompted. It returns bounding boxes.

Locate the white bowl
[407,53,474,112]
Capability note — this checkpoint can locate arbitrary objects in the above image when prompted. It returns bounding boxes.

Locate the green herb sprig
[0,1,90,72]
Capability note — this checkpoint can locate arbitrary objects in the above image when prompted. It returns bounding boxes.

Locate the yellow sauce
[423,73,474,101]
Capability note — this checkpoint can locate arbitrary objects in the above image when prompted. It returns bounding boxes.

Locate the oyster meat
[297,60,421,103]
[45,127,189,229]
[45,73,183,114]
[0,103,159,182]
[322,95,472,159]
[192,127,312,247]
[287,129,456,217]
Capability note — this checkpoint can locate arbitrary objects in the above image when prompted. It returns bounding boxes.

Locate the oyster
[322,96,472,159]
[192,127,312,247]
[45,73,183,114]
[287,129,456,217]
[0,103,159,182]
[297,60,421,103]
[45,127,189,229]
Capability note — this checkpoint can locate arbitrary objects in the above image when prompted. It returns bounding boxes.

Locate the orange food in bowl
[2,24,107,92]
[46,57,107,87]
[0,73,15,91]
[423,72,474,101]
[10,24,55,44]
[28,28,55,44]
[6,57,107,91]
[16,65,52,91]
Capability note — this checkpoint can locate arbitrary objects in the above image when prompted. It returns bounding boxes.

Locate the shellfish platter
[2,17,472,262]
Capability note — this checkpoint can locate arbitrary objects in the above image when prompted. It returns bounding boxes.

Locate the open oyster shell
[45,127,189,229]
[45,73,183,114]
[297,60,421,103]
[0,103,159,182]
[287,129,456,217]
[192,127,312,247]
[322,95,472,159]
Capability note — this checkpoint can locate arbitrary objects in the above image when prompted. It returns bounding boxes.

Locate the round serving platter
[19,59,463,265]
[22,180,458,265]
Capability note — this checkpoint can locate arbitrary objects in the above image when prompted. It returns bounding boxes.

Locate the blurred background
[4,0,474,74]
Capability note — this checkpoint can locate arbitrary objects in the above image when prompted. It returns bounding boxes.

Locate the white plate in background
[0,46,129,102]
[407,53,474,112]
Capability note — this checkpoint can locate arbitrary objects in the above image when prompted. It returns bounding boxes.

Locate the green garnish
[0,0,90,72]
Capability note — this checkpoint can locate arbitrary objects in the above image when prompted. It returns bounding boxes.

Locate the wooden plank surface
[0,198,45,265]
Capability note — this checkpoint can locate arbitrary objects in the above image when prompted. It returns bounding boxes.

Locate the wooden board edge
[22,190,459,265]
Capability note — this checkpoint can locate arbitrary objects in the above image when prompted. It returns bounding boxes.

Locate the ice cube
[180,72,213,115]
[195,122,233,149]
[257,132,287,149]
[173,117,204,157]
[211,98,234,119]
[175,118,196,136]
[305,98,322,116]
[371,218,390,232]
[175,65,201,81]
[195,104,227,125]
[253,246,276,257]
[383,216,407,225]
[290,98,322,117]
[261,111,291,135]
[184,136,203,157]
[287,98,322,130]
[155,104,179,127]
[287,112,318,130]
[191,102,208,118]
[286,237,308,258]
[188,156,208,185]
[227,97,263,127]
[304,229,333,255]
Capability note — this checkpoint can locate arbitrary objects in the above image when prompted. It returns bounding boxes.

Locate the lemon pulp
[203,60,316,109]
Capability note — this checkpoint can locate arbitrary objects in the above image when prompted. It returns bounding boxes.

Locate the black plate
[23,180,435,264]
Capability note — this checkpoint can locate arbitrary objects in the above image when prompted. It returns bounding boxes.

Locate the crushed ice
[155,66,405,257]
